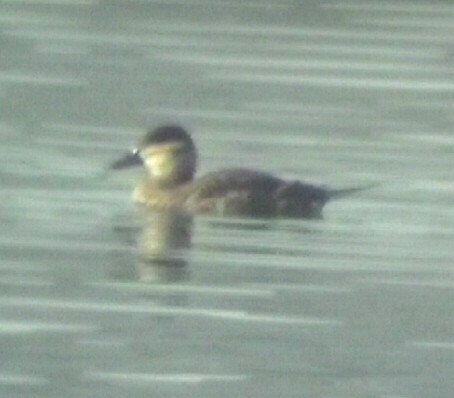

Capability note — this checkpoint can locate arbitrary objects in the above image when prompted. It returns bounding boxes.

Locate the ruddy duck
[111,125,372,218]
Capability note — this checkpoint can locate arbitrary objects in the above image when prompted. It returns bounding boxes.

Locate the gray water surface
[1,1,453,397]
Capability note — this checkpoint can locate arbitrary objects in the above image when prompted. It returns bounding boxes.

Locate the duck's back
[185,168,328,218]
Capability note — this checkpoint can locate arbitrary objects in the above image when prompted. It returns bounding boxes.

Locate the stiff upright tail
[327,183,378,200]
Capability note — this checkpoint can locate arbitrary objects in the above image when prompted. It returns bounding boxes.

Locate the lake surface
[1,1,453,397]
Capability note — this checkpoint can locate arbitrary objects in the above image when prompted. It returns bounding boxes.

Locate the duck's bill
[109,149,142,170]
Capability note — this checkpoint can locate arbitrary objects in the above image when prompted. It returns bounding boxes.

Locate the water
[1,1,453,397]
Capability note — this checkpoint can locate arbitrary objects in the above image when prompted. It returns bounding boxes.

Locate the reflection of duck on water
[135,210,192,282]
[110,208,193,282]
[111,125,373,219]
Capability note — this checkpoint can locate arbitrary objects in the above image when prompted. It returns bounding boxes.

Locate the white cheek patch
[141,142,187,179]
[146,154,173,177]
[146,157,163,176]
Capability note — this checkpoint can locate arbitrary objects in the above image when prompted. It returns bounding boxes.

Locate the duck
[110,125,372,219]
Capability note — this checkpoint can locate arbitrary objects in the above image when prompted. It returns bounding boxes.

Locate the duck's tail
[327,183,378,200]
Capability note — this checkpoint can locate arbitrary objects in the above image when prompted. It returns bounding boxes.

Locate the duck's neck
[152,173,194,189]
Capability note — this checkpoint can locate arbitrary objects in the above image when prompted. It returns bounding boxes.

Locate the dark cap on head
[142,125,194,147]
[109,125,195,171]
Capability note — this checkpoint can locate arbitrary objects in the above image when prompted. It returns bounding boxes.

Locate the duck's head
[111,125,197,186]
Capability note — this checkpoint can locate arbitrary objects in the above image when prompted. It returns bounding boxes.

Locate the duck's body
[132,168,330,218]
[111,125,370,219]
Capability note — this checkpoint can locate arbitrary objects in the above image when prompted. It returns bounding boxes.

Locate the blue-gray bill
[109,149,142,170]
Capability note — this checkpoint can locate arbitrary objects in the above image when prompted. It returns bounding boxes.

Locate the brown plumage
[111,125,373,219]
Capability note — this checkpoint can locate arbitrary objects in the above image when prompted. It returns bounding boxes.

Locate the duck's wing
[185,169,333,218]
[272,180,329,218]
[193,169,282,196]
[185,169,283,216]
